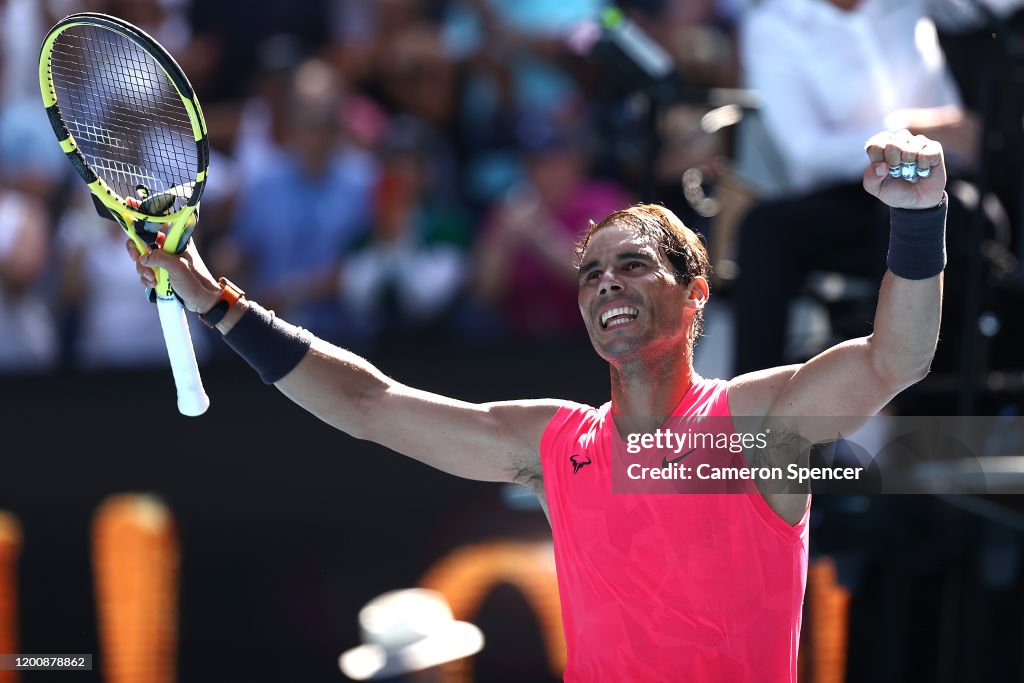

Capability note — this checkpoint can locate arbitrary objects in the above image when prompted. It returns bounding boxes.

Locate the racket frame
[39,13,211,416]
[39,12,209,279]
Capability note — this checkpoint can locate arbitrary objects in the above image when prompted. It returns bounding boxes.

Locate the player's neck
[608,350,696,426]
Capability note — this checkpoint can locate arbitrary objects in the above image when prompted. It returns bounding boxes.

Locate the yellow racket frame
[39,12,209,300]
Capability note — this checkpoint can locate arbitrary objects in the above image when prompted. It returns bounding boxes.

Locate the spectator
[328,0,445,92]
[2,0,49,103]
[614,0,746,224]
[224,58,377,342]
[230,35,308,189]
[731,0,979,374]
[616,0,741,88]
[471,112,631,342]
[200,35,308,249]
[339,116,470,345]
[0,184,57,373]
[0,5,68,205]
[441,0,597,207]
[381,25,460,131]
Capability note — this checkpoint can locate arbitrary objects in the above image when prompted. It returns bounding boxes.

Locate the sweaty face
[577,224,695,363]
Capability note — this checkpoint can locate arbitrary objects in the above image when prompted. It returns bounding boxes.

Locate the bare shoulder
[485,398,578,449]
[484,398,579,484]
[726,365,802,420]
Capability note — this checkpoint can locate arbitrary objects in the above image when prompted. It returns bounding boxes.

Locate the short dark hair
[575,204,712,343]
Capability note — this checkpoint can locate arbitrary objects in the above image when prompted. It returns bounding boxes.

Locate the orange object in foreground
[0,512,22,683]
[805,557,851,683]
[92,495,180,683]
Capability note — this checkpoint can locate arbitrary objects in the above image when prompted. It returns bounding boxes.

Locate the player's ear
[685,276,709,310]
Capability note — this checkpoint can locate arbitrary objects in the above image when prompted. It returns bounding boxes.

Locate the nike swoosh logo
[661,448,697,469]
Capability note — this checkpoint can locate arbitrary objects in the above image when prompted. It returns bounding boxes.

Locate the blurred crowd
[1,0,1022,388]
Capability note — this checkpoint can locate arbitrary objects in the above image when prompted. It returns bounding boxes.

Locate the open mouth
[600,306,639,329]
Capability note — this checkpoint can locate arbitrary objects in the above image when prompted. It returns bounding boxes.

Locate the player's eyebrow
[578,259,601,281]
[616,251,654,263]
[577,251,655,283]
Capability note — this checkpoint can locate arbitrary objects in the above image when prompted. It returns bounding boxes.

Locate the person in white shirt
[731,0,979,374]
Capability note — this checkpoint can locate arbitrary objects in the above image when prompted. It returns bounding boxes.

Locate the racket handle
[156,297,210,416]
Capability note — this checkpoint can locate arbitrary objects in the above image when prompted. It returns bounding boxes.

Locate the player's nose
[598,270,624,296]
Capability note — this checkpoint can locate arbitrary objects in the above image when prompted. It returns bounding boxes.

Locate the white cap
[339,588,484,680]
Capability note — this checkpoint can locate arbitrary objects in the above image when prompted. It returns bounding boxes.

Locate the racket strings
[49,24,196,215]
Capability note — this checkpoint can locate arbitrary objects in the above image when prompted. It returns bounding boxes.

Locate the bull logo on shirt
[570,454,592,474]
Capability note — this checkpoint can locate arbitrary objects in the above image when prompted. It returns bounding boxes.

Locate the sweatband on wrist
[886,191,948,280]
[222,301,313,384]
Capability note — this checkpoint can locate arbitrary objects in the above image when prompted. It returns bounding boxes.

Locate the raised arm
[129,241,565,485]
[730,131,947,443]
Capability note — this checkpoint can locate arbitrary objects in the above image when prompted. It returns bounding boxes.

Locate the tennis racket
[39,13,210,416]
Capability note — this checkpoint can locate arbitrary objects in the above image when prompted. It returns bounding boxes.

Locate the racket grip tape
[156,297,210,416]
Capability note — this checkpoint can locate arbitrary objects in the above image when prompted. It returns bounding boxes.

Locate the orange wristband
[200,277,244,328]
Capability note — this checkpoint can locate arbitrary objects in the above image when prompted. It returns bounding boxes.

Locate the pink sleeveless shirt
[540,377,809,682]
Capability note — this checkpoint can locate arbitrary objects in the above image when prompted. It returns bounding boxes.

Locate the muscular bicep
[731,337,901,445]
[746,269,940,442]
[275,338,566,483]
[770,338,903,441]
[360,387,566,483]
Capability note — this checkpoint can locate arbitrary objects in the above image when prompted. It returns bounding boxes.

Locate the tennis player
[130,130,947,682]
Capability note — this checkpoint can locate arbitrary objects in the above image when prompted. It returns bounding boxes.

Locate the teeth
[601,306,639,327]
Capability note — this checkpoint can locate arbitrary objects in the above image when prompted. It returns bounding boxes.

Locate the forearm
[276,337,390,440]
[216,296,556,481]
[216,298,387,439]
[867,195,949,389]
[868,271,942,388]
[129,232,553,481]
[758,131,950,430]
